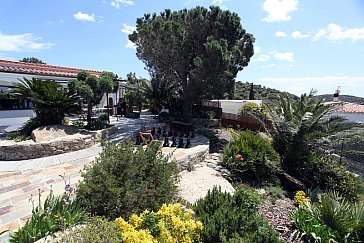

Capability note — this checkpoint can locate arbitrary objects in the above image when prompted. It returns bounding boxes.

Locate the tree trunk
[182,77,192,122]
[106,92,110,124]
[87,102,92,125]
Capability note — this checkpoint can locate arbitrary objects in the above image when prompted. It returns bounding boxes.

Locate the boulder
[277,170,306,192]
[31,125,88,142]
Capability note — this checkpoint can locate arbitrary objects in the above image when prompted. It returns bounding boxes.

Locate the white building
[209,99,262,114]
[0,59,126,130]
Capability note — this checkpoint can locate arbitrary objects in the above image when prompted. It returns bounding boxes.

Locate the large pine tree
[129,6,255,120]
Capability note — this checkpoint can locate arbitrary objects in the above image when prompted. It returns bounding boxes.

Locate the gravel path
[177,153,234,204]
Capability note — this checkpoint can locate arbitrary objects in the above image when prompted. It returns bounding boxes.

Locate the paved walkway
[0,115,209,242]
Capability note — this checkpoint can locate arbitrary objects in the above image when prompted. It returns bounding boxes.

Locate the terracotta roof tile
[0,59,104,78]
[336,102,364,113]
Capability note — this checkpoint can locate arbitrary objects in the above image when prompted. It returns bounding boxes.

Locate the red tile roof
[336,102,364,113]
[0,59,104,78]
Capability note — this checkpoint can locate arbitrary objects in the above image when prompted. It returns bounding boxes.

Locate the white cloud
[291,31,310,39]
[73,12,95,22]
[312,23,364,41]
[275,31,288,37]
[255,54,271,62]
[0,31,54,52]
[264,64,276,68]
[254,45,261,53]
[262,0,298,22]
[312,29,326,41]
[111,0,134,9]
[212,0,228,9]
[125,40,136,49]
[121,24,136,35]
[212,0,227,5]
[274,51,294,62]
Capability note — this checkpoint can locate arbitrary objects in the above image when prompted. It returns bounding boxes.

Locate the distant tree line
[233,81,298,107]
[19,57,46,64]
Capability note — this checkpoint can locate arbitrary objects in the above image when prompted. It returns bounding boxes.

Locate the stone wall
[0,126,117,161]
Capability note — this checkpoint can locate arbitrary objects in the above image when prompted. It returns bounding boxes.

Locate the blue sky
[1,0,364,97]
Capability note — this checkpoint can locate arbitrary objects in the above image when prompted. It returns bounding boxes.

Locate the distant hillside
[234,81,298,107]
[315,94,364,104]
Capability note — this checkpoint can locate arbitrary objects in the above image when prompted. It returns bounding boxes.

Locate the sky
[0,0,364,97]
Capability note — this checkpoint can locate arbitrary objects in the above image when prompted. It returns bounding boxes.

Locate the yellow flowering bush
[115,203,203,243]
[293,190,310,206]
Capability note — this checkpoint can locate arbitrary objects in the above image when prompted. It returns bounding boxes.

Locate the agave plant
[291,191,364,242]
[314,191,364,241]
[12,78,82,127]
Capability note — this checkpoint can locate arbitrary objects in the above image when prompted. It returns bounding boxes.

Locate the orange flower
[233,154,241,159]
[233,154,244,161]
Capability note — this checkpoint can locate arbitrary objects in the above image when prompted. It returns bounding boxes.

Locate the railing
[221,112,273,132]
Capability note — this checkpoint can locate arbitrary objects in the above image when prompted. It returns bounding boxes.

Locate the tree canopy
[129,6,255,120]
[68,71,115,124]
[19,57,46,64]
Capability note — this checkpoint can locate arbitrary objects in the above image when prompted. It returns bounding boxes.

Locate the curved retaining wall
[0,126,117,161]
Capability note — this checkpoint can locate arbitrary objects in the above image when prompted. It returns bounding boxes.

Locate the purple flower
[65,184,74,193]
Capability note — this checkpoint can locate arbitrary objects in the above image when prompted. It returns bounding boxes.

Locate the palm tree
[12,78,82,126]
[142,73,180,111]
[269,90,358,173]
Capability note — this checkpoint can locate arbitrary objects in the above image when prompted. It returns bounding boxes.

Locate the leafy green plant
[206,110,216,120]
[291,204,335,242]
[239,102,260,114]
[269,90,358,175]
[71,120,84,128]
[196,128,219,144]
[76,140,179,220]
[9,190,85,243]
[291,191,364,242]
[68,71,116,125]
[7,132,27,142]
[303,154,361,201]
[98,112,108,121]
[193,186,281,242]
[58,216,123,243]
[19,116,45,136]
[265,185,287,202]
[84,118,106,130]
[12,78,81,132]
[222,130,280,182]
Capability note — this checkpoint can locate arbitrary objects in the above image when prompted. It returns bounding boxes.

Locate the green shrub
[57,217,122,243]
[76,141,179,220]
[193,186,281,242]
[239,102,260,114]
[303,154,361,201]
[265,185,287,202]
[291,204,334,242]
[222,130,280,182]
[291,191,364,242]
[19,116,44,136]
[7,132,27,142]
[71,120,84,128]
[196,128,219,144]
[84,118,106,130]
[9,192,85,243]
[98,112,108,121]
